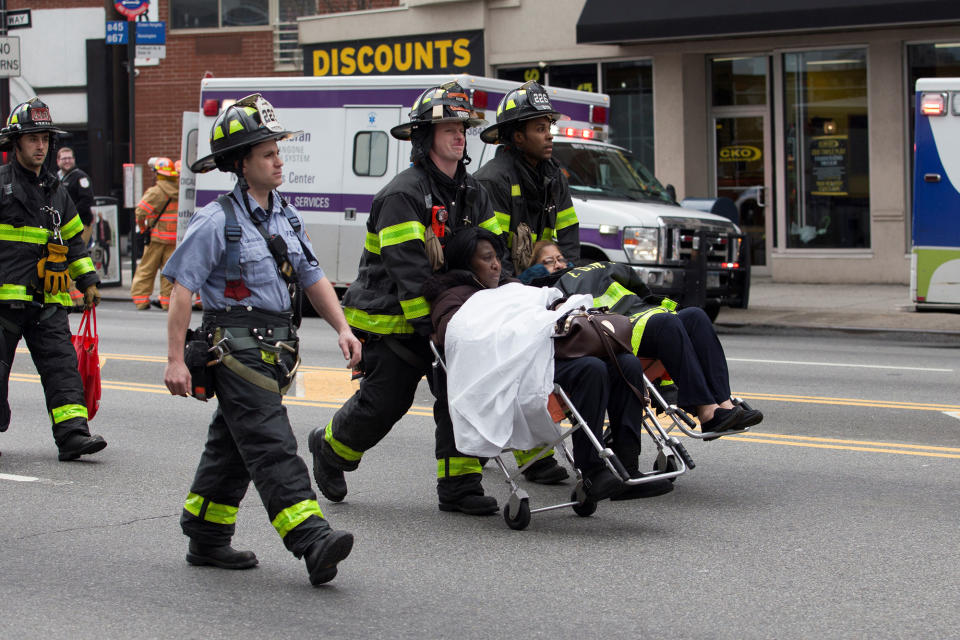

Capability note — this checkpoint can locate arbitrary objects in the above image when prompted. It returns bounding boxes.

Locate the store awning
[576,0,960,44]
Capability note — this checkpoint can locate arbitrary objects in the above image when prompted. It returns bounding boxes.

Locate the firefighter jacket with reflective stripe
[474,145,579,274]
[0,161,100,308]
[136,176,179,245]
[553,261,676,354]
[341,162,501,337]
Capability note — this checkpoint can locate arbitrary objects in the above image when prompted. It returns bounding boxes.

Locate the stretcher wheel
[504,497,531,530]
[653,454,679,483]
[571,491,597,517]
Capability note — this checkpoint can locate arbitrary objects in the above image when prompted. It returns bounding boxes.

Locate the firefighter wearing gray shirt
[162,94,361,587]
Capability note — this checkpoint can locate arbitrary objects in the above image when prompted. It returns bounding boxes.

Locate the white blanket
[445,283,593,457]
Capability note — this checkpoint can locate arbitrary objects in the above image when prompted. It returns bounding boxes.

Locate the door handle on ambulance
[345,207,357,221]
[924,173,941,183]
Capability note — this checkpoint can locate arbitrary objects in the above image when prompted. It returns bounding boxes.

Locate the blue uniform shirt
[162,183,324,312]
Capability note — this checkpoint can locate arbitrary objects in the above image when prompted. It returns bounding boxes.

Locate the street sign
[136,45,165,59]
[105,21,166,45]
[0,36,21,78]
[114,0,149,20]
[5,9,31,30]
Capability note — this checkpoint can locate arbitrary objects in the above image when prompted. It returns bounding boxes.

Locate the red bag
[71,307,101,420]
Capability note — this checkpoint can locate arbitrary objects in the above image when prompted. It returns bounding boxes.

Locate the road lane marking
[722,435,960,459]
[727,357,953,372]
[733,391,960,412]
[0,473,39,482]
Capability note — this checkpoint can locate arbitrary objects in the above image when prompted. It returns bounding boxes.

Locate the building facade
[299,0,960,284]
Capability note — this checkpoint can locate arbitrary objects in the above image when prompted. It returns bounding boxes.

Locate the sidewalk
[716,276,960,340]
[100,272,960,341]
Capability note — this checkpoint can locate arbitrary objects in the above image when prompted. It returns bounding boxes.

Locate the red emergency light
[721,262,740,269]
[920,92,947,116]
[590,105,607,125]
[202,99,220,116]
[471,89,488,109]
[561,127,596,139]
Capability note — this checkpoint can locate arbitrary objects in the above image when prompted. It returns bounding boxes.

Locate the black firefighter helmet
[0,97,68,150]
[191,93,302,174]
[390,81,486,141]
[480,81,565,144]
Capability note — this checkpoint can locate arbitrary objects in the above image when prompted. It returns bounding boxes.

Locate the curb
[715,320,960,344]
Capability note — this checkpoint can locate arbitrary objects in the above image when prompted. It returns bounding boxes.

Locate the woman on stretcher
[423,227,674,501]
[520,241,763,438]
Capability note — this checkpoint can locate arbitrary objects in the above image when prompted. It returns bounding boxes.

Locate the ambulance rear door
[338,106,403,284]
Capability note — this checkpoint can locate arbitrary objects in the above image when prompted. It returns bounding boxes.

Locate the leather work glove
[83,284,101,309]
[37,242,70,295]
[424,226,445,272]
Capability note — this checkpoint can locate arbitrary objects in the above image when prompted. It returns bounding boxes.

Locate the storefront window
[783,49,869,249]
[547,63,598,93]
[171,0,268,29]
[712,56,768,106]
[602,60,654,172]
[497,67,544,84]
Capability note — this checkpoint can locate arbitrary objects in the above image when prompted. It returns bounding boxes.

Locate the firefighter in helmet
[0,97,105,461]
[307,81,506,516]
[162,94,361,586]
[130,156,179,310]
[474,81,581,484]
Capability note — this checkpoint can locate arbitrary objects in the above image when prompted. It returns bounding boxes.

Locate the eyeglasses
[540,256,568,267]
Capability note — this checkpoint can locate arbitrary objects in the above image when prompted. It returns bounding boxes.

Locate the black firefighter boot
[437,473,498,515]
[57,432,108,461]
[305,530,354,586]
[609,432,673,501]
[186,539,258,570]
[521,452,570,484]
[308,426,348,502]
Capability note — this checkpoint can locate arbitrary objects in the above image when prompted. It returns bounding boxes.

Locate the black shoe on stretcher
[308,427,347,502]
[522,456,570,484]
[700,406,744,441]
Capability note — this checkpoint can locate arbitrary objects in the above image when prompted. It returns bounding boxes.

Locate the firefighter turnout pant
[317,333,485,504]
[180,315,330,559]
[0,305,92,442]
[130,242,175,309]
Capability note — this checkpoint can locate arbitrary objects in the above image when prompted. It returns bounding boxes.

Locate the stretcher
[432,341,694,531]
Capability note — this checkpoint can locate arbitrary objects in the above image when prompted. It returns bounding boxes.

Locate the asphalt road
[1,303,958,640]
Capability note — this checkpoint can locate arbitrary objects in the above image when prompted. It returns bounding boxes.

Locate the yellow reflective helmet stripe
[379,220,425,249]
[510,184,521,197]
[592,281,632,310]
[399,295,430,320]
[68,257,96,280]
[0,224,49,244]
[272,499,324,539]
[555,206,578,231]
[437,456,483,478]
[344,306,415,335]
[364,231,381,255]
[183,492,239,525]
[323,420,363,461]
[50,403,88,424]
[228,119,244,135]
[60,215,84,241]
[478,216,503,235]
[213,125,225,141]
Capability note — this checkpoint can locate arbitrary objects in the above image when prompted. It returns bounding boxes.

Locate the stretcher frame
[431,342,693,530]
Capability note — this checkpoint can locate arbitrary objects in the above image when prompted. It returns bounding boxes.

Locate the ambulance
[911,78,960,310]
[183,75,750,315]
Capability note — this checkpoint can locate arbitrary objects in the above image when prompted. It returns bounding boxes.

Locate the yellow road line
[722,436,960,459]
[734,392,960,412]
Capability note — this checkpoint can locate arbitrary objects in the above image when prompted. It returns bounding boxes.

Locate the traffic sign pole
[1,0,9,128]
[127,14,138,282]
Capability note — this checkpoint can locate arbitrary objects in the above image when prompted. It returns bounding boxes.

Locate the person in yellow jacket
[131,157,179,310]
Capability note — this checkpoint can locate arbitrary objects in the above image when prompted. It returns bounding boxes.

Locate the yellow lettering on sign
[718,145,762,162]
[340,47,356,75]
[374,44,392,73]
[357,45,374,74]
[313,49,330,76]
[453,38,470,68]
[435,39,452,68]
[524,68,541,82]
[394,42,413,71]
[415,41,433,70]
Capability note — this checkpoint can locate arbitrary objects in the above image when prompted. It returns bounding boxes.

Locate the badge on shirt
[79,177,90,188]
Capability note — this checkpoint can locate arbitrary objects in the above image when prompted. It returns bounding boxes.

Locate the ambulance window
[353,131,388,177]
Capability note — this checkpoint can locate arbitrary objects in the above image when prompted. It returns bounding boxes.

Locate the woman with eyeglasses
[521,241,763,448]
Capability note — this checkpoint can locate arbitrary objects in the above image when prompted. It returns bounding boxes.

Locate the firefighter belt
[208,325,300,395]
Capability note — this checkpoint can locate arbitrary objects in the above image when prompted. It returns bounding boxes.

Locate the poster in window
[810,135,848,196]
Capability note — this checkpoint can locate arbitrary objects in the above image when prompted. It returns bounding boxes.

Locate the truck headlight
[623,226,659,263]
